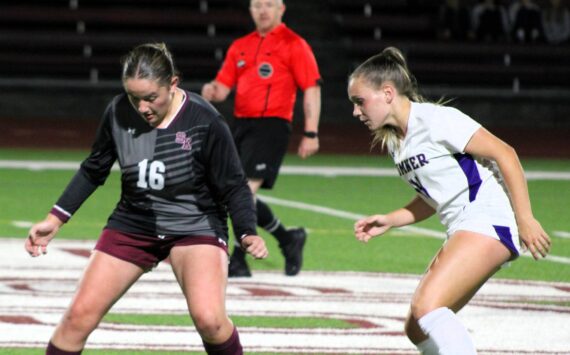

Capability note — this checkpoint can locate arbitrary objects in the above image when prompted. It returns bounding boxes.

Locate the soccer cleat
[281,227,307,276]
[228,251,252,277]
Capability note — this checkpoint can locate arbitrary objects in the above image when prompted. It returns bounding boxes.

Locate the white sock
[418,307,476,355]
[417,337,438,355]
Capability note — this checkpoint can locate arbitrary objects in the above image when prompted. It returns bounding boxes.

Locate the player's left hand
[241,235,268,259]
[298,137,319,159]
[518,217,551,260]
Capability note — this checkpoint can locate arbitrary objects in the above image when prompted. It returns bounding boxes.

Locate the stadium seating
[0,0,250,82]
[0,0,568,105]
[327,0,570,91]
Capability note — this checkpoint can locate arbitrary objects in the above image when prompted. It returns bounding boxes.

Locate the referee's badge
[258,62,273,79]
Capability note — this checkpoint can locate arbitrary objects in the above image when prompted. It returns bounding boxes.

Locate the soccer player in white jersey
[348,47,551,354]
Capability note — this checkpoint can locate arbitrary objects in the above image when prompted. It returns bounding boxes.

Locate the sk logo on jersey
[175,132,192,151]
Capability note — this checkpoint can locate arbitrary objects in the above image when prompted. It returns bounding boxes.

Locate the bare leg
[170,244,235,344]
[405,231,511,350]
[50,251,145,351]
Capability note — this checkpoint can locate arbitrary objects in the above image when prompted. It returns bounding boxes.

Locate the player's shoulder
[186,91,222,120]
[107,93,136,120]
[412,102,439,119]
[414,102,462,120]
[184,91,231,132]
[413,102,476,135]
[111,92,128,107]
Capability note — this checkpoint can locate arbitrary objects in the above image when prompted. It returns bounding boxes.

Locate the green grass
[1,151,570,281]
[1,149,570,354]
[103,313,357,329]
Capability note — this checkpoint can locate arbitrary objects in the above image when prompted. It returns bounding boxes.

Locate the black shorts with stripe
[231,117,291,189]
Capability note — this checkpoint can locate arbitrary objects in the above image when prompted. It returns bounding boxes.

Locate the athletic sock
[418,307,476,355]
[231,243,246,259]
[46,341,82,355]
[256,199,289,246]
[202,327,243,355]
[416,337,439,355]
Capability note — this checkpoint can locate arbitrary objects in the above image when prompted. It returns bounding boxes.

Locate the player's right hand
[354,215,392,243]
[25,215,62,257]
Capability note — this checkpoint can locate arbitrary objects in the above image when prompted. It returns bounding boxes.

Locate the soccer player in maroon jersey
[25,43,267,355]
[202,0,322,277]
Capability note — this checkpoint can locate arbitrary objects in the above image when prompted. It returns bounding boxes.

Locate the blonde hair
[349,47,424,151]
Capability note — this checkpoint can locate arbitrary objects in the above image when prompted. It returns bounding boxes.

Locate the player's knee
[62,301,101,334]
[191,310,225,339]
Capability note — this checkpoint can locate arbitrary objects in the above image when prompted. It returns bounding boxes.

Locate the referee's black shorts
[231,117,291,189]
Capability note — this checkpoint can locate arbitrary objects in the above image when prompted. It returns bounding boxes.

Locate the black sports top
[51,91,257,242]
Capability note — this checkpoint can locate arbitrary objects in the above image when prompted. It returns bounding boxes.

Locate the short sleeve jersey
[51,91,256,242]
[215,23,321,121]
[390,102,506,228]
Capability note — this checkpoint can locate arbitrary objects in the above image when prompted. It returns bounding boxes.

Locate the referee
[202,0,322,277]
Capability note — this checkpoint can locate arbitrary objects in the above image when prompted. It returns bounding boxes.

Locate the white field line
[2,157,569,264]
[3,159,569,265]
[1,237,570,354]
[1,160,570,180]
[258,194,570,265]
[553,230,570,239]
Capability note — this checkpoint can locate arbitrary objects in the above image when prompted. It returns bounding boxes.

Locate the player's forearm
[46,213,65,227]
[494,145,534,221]
[388,195,435,227]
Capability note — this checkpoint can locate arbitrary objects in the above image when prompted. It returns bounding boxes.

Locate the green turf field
[1,149,569,281]
[1,149,569,354]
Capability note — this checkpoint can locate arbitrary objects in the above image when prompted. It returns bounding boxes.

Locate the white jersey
[390,102,520,255]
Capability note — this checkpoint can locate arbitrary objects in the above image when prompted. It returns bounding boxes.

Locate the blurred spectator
[472,0,511,42]
[437,0,473,41]
[509,0,544,42]
[542,0,570,44]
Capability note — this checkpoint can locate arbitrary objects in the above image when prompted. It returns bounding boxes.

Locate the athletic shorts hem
[95,228,228,271]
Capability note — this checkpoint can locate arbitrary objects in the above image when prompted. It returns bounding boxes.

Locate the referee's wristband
[303,131,318,138]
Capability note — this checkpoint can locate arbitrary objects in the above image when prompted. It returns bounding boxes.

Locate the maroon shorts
[95,228,228,270]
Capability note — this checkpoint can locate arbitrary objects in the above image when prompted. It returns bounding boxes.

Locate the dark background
[1,0,569,157]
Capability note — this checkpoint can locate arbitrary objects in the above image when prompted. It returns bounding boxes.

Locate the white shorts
[447,182,521,259]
